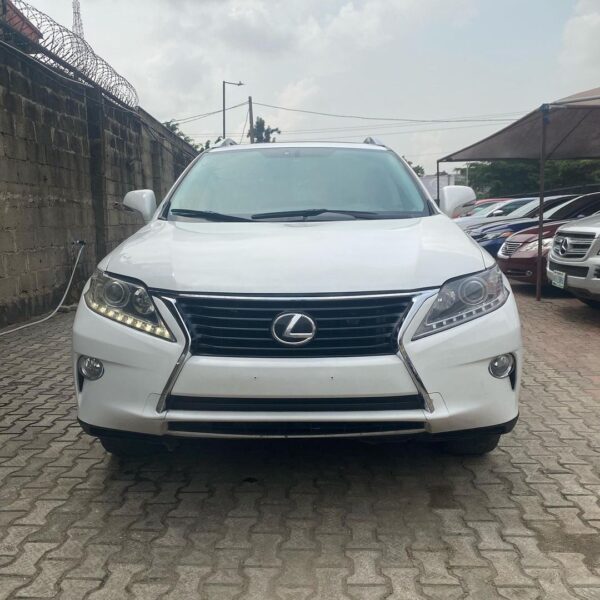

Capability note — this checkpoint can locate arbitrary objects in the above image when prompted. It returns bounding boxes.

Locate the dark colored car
[496,222,566,285]
[468,193,600,256]
[456,195,572,231]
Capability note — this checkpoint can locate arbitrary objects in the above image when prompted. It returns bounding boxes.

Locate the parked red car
[452,198,510,218]
[496,222,566,285]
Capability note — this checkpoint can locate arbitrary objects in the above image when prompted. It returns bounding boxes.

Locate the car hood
[469,218,539,236]
[454,215,525,230]
[102,215,488,294]
[557,213,600,234]
[507,221,566,243]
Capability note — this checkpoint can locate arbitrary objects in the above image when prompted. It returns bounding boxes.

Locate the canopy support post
[536,105,549,302]
[436,160,441,204]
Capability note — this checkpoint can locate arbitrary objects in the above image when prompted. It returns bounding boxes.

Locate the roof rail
[213,138,238,148]
[363,136,386,147]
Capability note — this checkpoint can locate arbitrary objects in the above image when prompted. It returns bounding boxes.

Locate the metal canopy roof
[441,87,600,162]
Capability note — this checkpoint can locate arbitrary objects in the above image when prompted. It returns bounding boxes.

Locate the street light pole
[222,80,244,139]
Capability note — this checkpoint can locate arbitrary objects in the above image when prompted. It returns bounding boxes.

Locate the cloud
[560,0,600,88]
[35,0,573,171]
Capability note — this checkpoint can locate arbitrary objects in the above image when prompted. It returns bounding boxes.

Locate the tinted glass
[168,147,430,220]
[492,198,531,216]
[549,194,600,220]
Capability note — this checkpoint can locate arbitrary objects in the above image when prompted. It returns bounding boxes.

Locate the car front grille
[548,260,589,278]
[166,395,425,412]
[553,232,596,259]
[175,294,413,358]
[500,241,522,256]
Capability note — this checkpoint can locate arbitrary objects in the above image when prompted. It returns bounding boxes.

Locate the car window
[521,196,573,218]
[167,147,431,220]
[473,202,502,215]
[492,198,530,216]
[549,194,600,220]
[512,199,540,217]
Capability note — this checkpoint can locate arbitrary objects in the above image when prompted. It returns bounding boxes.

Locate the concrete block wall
[0,43,197,327]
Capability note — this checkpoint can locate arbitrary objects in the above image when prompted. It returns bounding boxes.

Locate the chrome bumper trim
[156,297,190,413]
[397,290,438,413]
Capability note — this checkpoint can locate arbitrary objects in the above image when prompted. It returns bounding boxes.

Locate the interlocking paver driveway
[0,287,599,599]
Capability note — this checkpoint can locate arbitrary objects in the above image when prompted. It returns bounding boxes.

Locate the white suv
[547,213,600,307]
[72,141,522,456]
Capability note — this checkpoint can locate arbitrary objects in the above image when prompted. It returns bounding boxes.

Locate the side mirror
[439,185,477,217]
[490,209,504,217]
[123,189,157,223]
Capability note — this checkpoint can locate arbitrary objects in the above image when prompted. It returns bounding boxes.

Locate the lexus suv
[73,141,522,456]
[547,213,600,307]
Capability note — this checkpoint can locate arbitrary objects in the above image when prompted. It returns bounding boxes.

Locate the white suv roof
[210,141,388,153]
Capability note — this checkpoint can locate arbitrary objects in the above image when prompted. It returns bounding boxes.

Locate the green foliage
[163,119,203,152]
[455,160,600,197]
[248,117,281,143]
[402,156,425,177]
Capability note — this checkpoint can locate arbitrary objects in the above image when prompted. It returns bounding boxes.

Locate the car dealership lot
[0,287,599,599]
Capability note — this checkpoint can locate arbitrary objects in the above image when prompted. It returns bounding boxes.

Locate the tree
[163,119,202,151]
[454,160,600,197]
[248,117,281,143]
[402,156,425,177]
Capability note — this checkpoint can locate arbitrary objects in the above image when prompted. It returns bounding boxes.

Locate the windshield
[509,198,539,218]
[166,147,431,221]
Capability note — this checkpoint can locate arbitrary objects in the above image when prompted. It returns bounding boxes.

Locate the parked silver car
[547,213,600,308]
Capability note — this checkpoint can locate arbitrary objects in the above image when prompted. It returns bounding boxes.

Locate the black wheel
[578,298,600,309]
[99,436,159,457]
[439,433,500,456]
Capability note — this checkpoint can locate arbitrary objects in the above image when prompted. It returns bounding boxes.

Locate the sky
[31,0,600,172]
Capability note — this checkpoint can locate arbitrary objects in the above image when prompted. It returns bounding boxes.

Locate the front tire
[99,436,159,458]
[440,433,500,456]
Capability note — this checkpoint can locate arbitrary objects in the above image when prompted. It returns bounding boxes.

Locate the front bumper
[73,289,522,439]
[547,254,600,300]
[497,252,547,285]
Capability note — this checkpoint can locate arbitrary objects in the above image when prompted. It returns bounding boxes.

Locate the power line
[173,102,247,124]
[252,101,525,124]
[185,120,515,140]
[239,108,249,144]
[287,122,514,141]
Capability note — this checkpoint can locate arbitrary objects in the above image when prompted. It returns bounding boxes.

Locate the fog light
[78,356,104,380]
[489,354,515,379]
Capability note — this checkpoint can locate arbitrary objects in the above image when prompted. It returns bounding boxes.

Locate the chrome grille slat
[176,294,413,358]
[553,232,597,259]
[501,241,522,256]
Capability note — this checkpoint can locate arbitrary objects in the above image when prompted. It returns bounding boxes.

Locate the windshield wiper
[170,209,251,222]
[251,208,383,220]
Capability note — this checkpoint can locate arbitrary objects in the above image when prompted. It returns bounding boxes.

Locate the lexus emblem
[271,313,316,346]
[559,238,569,256]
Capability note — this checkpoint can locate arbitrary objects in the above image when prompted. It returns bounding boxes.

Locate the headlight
[413,265,509,340]
[481,231,512,241]
[521,238,553,253]
[84,271,174,340]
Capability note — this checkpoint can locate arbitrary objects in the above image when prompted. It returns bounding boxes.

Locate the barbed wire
[4,0,138,107]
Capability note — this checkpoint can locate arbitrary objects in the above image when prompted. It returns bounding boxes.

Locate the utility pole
[222,80,244,139]
[248,96,254,143]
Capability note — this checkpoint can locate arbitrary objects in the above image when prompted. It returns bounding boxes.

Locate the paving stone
[0,286,600,598]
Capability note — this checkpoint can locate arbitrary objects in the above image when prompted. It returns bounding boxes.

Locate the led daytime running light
[85,271,174,341]
[89,300,172,339]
